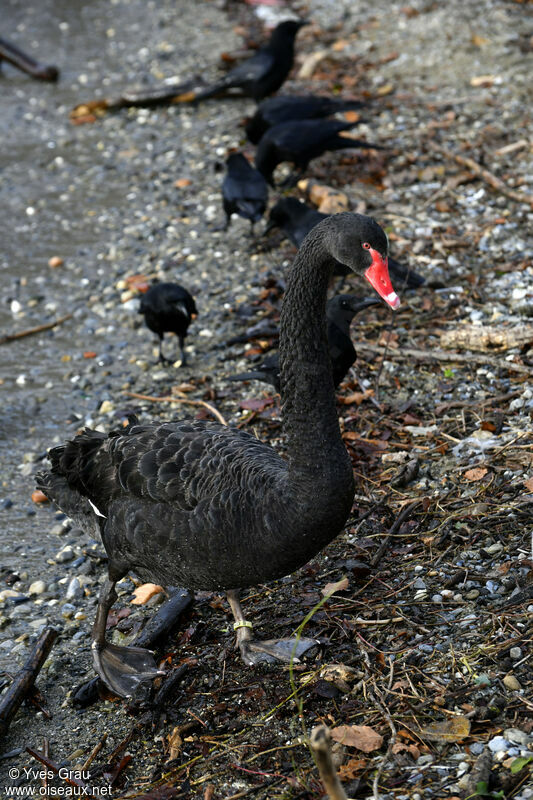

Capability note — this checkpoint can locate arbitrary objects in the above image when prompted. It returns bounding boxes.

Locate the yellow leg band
[233,620,253,631]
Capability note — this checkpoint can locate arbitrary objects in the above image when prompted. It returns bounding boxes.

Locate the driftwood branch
[124,390,227,425]
[69,80,196,121]
[309,726,348,800]
[0,627,58,737]
[0,37,59,81]
[428,142,533,208]
[357,343,533,375]
[0,314,72,345]
[440,324,533,352]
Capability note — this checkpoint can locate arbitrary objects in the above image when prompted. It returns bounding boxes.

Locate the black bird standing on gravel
[245,94,365,144]
[222,153,268,233]
[139,282,197,366]
[265,198,425,289]
[37,213,401,698]
[228,294,380,391]
[188,20,308,103]
[255,118,381,186]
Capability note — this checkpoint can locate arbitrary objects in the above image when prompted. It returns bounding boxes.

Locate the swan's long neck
[279,227,354,509]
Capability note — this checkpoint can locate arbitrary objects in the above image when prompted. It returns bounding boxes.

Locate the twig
[368,688,397,800]
[0,627,58,737]
[371,500,421,568]
[309,726,348,800]
[357,343,533,375]
[0,314,72,345]
[82,732,108,771]
[124,391,227,425]
[428,142,533,208]
[26,747,92,794]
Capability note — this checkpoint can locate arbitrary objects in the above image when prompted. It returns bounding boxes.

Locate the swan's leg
[226,589,319,666]
[92,578,165,698]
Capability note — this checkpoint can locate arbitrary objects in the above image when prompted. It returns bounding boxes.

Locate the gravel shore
[1,0,532,797]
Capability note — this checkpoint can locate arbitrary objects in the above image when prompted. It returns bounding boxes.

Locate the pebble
[55,546,75,563]
[29,580,47,595]
[504,728,529,746]
[61,603,76,619]
[503,674,522,691]
[65,577,83,600]
[488,735,510,753]
[509,646,522,660]
[0,589,26,602]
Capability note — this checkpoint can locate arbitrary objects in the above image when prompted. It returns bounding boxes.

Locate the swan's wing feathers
[109,421,283,512]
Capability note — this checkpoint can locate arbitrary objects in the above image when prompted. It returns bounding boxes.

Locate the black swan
[227,294,380,391]
[138,282,197,365]
[245,94,365,145]
[221,153,268,233]
[189,20,308,103]
[37,213,400,698]
[265,197,425,289]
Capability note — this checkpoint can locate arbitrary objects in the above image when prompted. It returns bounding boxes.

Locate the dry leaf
[471,34,490,47]
[344,110,361,123]
[332,38,349,51]
[31,490,49,504]
[131,583,164,605]
[392,742,420,758]
[48,256,63,268]
[470,74,498,87]
[464,467,488,482]
[420,715,471,742]
[376,83,394,96]
[174,178,191,188]
[338,389,374,405]
[167,727,183,761]
[330,724,384,752]
[524,476,533,491]
[322,577,349,596]
[337,757,366,780]
[297,49,328,79]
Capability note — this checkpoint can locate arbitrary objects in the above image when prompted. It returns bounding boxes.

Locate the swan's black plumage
[37,213,399,695]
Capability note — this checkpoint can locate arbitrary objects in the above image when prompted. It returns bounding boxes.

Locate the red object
[365,248,400,309]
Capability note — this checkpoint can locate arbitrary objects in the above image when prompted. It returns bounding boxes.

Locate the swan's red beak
[365,249,400,309]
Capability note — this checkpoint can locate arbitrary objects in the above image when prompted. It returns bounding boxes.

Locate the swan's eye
[362,242,371,250]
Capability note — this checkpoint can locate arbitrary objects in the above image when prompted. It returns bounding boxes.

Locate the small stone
[0,589,26,602]
[55,546,75,563]
[414,589,427,601]
[441,589,454,599]
[417,754,434,766]
[29,580,47,595]
[466,589,480,600]
[61,603,76,619]
[504,728,529,746]
[484,542,504,554]
[488,735,509,753]
[99,399,115,414]
[509,647,522,660]
[65,577,82,600]
[503,674,522,691]
[469,742,485,755]
[413,578,426,589]
[432,594,443,603]
[48,256,64,268]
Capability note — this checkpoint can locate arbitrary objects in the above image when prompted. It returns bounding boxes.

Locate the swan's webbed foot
[92,640,166,698]
[226,589,319,667]
[238,635,320,666]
